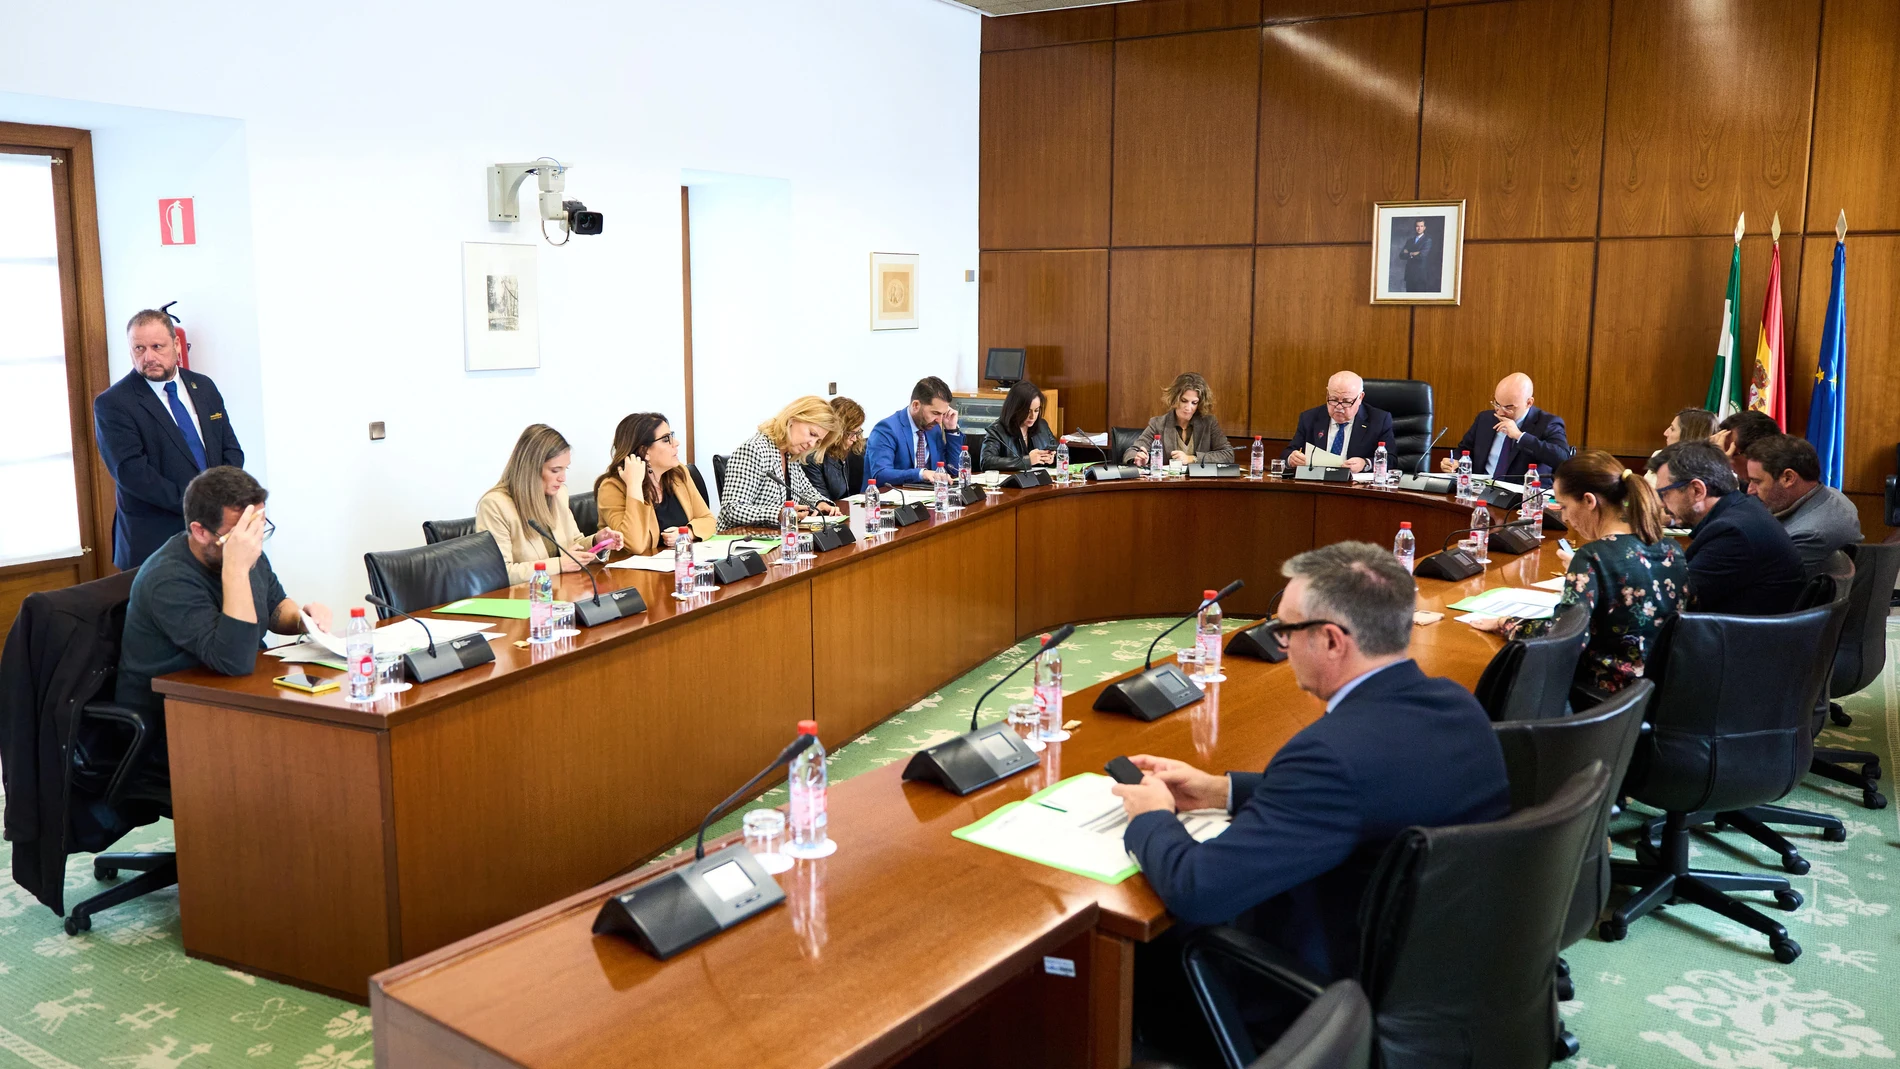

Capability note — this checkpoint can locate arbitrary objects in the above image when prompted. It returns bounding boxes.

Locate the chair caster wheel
[1829,706,1851,727]
[63,913,90,936]
[1599,919,1627,942]
[1782,855,1811,875]
[1865,791,1888,811]
[1557,974,1575,1001]
[94,862,119,881]
[1711,816,1730,830]
[1553,1030,1580,1061]
[1771,937,1801,964]
[1775,889,1804,911]
[1824,826,1847,843]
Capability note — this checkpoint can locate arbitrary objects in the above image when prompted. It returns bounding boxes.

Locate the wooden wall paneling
[981,43,1114,250]
[1260,0,1415,20]
[811,512,1016,741]
[1412,242,1596,446]
[1418,0,1610,240]
[0,560,80,638]
[1112,29,1261,247]
[1587,236,1802,457]
[1314,494,1460,556]
[387,585,817,961]
[1108,248,1255,431]
[1116,0,1261,37]
[1600,0,1821,238]
[1250,245,1410,438]
[1847,493,1896,542]
[982,6,1115,52]
[1805,0,1900,234]
[1792,234,1900,495]
[979,250,1110,430]
[1257,12,1422,245]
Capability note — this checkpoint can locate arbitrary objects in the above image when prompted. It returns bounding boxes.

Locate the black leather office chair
[1109,427,1143,464]
[1604,595,1849,963]
[567,490,599,535]
[1360,379,1433,475]
[1182,765,1607,1069]
[364,531,510,619]
[422,516,478,544]
[1132,980,1372,1069]
[688,463,711,504]
[1471,602,1588,721]
[713,454,729,497]
[1811,540,1898,807]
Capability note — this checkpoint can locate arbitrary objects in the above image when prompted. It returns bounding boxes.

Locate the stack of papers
[271,614,501,668]
[1448,586,1564,622]
[1063,431,1109,447]
[1304,445,1347,469]
[605,537,777,572]
[953,773,1228,884]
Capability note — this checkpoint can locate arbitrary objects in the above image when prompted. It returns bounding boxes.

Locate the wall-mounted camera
[487,158,604,245]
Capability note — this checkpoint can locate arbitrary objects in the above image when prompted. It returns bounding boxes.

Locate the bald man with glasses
[1441,372,1572,481]
[1281,371,1396,473]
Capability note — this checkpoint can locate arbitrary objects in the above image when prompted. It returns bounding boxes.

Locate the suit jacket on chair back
[92,369,245,569]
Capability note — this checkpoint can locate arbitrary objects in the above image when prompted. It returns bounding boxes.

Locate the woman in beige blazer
[595,412,716,555]
[476,424,624,584]
[1122,372,1236,466]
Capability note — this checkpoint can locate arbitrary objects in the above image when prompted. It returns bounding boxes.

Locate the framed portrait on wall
[870,251,919,330]
[1371,201,1465,305]
[463,241,540,370]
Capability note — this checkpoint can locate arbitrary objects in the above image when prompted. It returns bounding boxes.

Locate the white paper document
[954,773,1229,883]
[286,613,498,660]
[1064,431,1109,447]
[1530,576,1569,591]
[1305,445,1347,469]
[606,538,777,571]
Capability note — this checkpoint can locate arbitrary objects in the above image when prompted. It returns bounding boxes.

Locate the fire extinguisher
[161,300,190,369]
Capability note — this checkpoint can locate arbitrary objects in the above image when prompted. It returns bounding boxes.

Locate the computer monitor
[984,347,1027,388]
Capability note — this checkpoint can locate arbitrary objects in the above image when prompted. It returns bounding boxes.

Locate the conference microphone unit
[1086,464,1140,482]
[592,734,813,959]
[1412,519,1543,581]
[1001,468,1051,488]
[1227,586,1289,663]
[363,594,496,682]
[903,626,1076,796]
[526,519,647,626]
[713,538,770,585]
[1094,580,1243,721]
[1396,427,1454,494]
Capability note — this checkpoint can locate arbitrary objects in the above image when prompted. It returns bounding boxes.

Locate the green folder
[436,597,535,619]
[952,774,1142,884]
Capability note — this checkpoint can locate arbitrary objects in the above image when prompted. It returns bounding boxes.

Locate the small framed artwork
[870,252,919,330]
[1371,200,1466,305]
[463,241,540,370]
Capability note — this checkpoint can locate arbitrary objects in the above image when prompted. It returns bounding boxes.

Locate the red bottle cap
[1203,589,1217,599]
[1253,435,1261,441]
[797,720,818,735]
[350,607,365,617]
[1462,450,1471,456]
[679,526,689,533]
[534,562,547,571]
[1400,521,1411,529]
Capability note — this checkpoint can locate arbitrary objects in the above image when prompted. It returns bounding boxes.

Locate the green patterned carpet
[1,617,1894,1068]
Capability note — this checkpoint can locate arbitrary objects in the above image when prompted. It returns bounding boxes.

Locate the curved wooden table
[155,476,1518,1001]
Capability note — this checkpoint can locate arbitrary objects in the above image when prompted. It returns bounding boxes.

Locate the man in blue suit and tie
[1441,372,1572,482]
[1112,541,1509,1046]
[93,310,247,569]
[865,376,965,487]
[1280,370,1395,472]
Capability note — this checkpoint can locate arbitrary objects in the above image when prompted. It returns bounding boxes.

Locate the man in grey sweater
[1745,434,1863,576]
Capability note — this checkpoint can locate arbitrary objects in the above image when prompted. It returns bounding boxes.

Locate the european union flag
[1806,225,1847,489]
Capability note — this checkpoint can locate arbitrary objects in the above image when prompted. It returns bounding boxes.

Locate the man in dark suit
[1280,371,1396,473]
[1399,219,1433,292]
[1441,372,1573,482]
[1113,541,1510,989]
[1653,441,1806,616]
[93,309,246,569]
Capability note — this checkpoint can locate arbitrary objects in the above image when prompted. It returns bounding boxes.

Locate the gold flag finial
[1836,209,1847,243]
[1771,212,1781,243]
[1733,213,1746,244]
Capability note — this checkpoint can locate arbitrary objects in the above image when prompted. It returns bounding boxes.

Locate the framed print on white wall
[463,241,541,370]
[869,251,919,330]
[1371,200,1465,305]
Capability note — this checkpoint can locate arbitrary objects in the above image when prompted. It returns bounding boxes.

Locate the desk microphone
[695,732,817,861]
[969,625,1076,731]
[1145,579,1245,670]
[1227,586,1289,662]
[1417,426,1448,474]
[363,593,495,682]
[525,518,646,626]
[1413,518,1543,580]
[1093,580,1243,721]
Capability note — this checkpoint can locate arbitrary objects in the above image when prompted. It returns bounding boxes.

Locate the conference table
[152,473,1534,1008]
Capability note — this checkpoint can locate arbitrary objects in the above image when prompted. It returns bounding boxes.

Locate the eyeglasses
[647,432,677,447]
[1489,400,1522,413]
[1324,396,1361,410]
[213,519,275,546]
[1259,617,1350,649]
[1653,479,1692,495]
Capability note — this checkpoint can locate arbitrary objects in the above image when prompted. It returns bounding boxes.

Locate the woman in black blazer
[981,381,1059,471]
[803,396,866,500]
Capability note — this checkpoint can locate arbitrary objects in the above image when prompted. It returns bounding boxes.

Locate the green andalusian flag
[1704,214,1745,418]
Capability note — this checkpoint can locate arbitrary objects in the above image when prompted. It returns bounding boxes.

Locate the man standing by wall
[93,310,246,569]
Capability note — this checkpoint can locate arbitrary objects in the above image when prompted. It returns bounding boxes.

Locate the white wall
[0,0,979,608]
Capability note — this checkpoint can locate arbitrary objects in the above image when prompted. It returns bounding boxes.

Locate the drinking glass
[1269,458,1286,478]
[694,561,718,593]
[797,531,816,560]
[374,648,410,696]
[551,600,577,637]
[743,809,792,874]
[1006,703,1045,752]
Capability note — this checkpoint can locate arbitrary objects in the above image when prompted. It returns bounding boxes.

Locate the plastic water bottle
[1195,590,1225,683]
[958,445,972,489]
[934,462,950,512]
[779,501,799,564]
[1470,503,1492,564]
[1054,439,1071,485]
[1456,451,1474,503]
[346,607,375,701]
[1149,435,1165,480]
[528,563,555,642]
[786,719,830,857]
[1249,436,1265,480]
[673,526,695,598]
[1522,469,1545,543]
[1394,521,1416,574]
[863,479,882,537]
[1372,441,1389,489]
[1034,638,1066,741]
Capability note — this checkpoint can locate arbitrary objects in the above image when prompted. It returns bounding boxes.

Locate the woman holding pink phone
[475,424,625,583]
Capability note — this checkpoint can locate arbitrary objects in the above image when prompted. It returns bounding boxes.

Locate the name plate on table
[574,588,646,627]
[1188,463,1241,478]
[902,721,1042,795]
[1002,468,1051,488]
[1294,466,1351,482]
[1093,664,1204,721]
[402,633,497,682]
[591,844,784,960]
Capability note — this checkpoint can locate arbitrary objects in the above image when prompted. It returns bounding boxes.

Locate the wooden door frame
[0,121,114,583]
[680,185,696,465]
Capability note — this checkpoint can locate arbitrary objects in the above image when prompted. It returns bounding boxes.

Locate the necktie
[1486,427,1508,476]
[1328,422,1345,458]
[165,381,208,470]
[916,427,928,473]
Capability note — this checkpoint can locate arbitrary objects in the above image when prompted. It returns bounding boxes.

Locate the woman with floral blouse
[1470,449,1687,697]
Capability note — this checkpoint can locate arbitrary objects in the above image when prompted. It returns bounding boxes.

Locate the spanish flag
[1749,213,1787,428]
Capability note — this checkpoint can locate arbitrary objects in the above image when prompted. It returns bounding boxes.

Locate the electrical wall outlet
[369,422,386,441]
[965,269,976,282]
[828,382,837,395]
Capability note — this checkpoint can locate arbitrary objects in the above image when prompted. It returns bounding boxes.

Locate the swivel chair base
[1811,746,1886,810]
[1606,812,1803,963]
[64,852,177,936]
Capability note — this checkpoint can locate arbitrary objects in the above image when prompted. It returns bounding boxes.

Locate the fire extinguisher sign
[159,198,196,246]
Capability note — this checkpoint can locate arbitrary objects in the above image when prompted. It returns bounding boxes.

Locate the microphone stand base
[575,588,647,627]
[902,721,1042,795]
[1226,621,1288,663]
[1093,664,1204,721]
[402,634,497,683]
[591,843,785,960]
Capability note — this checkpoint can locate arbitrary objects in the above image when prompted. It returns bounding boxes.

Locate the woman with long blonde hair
[476,423,623,583]
[1122,371,1235,467]
[716,396,842,529]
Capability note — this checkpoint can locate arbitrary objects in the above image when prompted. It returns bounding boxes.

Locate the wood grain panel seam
[1105,34,1120,426]
[1262,6,1430,29]
[378,731,403,965]
[1582,0,1618,445]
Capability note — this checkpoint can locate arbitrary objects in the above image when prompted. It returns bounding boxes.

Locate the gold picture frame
[1371,200,1465,305]
[870,251,919,330]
